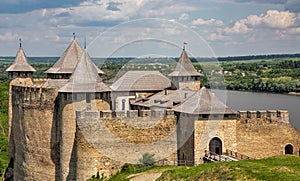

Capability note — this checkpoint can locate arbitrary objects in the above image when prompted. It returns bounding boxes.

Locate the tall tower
[169,45,202,90]
[58,49,111,180]
[5,39,36,174]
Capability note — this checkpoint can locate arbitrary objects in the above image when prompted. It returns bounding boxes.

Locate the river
[212,89,300,130]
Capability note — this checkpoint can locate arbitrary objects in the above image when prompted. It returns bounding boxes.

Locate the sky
[0,0,300,57]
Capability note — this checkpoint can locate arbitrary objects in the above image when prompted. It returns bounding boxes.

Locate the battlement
[76,109,175,120]
[11,84,58,105]
[32,78,48,85]
[238,110,289,124]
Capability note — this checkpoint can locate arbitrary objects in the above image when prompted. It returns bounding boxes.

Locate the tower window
[86,93,91,103]
[122,99,126,111]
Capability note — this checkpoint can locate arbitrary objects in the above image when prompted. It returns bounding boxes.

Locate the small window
[202,114,209,119]
[86,93,91,103]
[122,99,126,111]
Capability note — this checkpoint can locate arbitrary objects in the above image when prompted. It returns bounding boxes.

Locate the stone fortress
[4,38,300,180]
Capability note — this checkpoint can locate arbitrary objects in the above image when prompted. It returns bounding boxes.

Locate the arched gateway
[285,144,293,154]
[209,137,222,155]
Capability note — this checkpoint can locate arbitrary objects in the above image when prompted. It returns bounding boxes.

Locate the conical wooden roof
[6,47,36,72]
[173,87,237,115]
[168,48,202,77]
[45,39,83,74]
[59,50,110,93]
[45,39,103,75]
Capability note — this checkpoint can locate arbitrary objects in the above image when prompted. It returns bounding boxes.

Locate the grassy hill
[104,155,300,181]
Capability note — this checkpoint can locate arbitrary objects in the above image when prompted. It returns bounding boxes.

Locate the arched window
[285,144,293,155]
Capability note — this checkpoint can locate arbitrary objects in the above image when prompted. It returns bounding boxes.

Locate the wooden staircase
[204,149,253,162]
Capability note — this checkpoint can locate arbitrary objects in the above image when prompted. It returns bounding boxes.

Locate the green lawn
[106,155,300,181]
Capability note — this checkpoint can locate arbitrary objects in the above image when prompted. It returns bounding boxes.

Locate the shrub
[121,163,134,174]
[139,153,155,166]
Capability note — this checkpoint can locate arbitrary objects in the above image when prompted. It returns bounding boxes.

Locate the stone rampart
[10,84,59,180]
[12,84,58,106]
[237,110,300,159]
[75,109,177,179]
[98,109,174,119]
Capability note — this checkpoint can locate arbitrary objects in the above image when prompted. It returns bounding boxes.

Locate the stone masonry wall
[237,110,300,158]
[194,119,237,165]
[10,83,59,180]
[75,109,177,179]
[59,93,110,180]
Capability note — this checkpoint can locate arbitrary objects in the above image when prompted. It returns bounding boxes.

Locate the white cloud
[179,13,189,21]
[246,14,262,26]
[192,18,224,26]
[224,19,251,34]
[262,10,296,28]
[0,32,19,41]
[208,32,230,41]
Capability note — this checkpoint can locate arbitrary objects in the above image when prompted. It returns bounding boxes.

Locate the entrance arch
[209,137,222,155]
[285,144,293,154]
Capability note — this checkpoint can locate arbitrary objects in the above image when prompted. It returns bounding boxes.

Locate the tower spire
[84,36,87,49]
[73,32,76,40]
[183,42,187,50]
[19,38,22,48]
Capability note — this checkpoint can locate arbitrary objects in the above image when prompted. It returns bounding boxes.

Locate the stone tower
[169,46,202,90]
[58,49,111,180]
[6,40,36,165]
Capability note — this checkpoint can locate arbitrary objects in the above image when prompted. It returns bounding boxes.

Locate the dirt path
[128,172,162,181]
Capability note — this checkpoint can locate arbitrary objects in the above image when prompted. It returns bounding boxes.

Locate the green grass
[0,81,8,177]
[107,155,300,181]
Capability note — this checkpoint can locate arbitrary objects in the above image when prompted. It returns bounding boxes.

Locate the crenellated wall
[237,110,300,159]
[238,110,289,124]
[10,83,59,180]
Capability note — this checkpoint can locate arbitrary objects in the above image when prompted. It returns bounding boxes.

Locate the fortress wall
[75,109,177,179]
[194,119,237,165]
[59,93,110,180]
[11,84,59,180]
[74,127,122,180]
[237,110,300,158]
[8,78,34,160]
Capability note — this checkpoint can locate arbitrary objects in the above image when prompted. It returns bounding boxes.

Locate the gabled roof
[131,89,196,109]
[111,71,171,92]
[6,47,36,72]
[59,50,110,93]
[168,49,202,77]
[173,87,238,115]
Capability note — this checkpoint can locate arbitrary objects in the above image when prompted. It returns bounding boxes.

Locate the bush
[139,153,155,166]
[121,163,134,174]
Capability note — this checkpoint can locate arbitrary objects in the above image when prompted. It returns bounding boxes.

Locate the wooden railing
[225,149,254,160]
[204,151,237,162]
